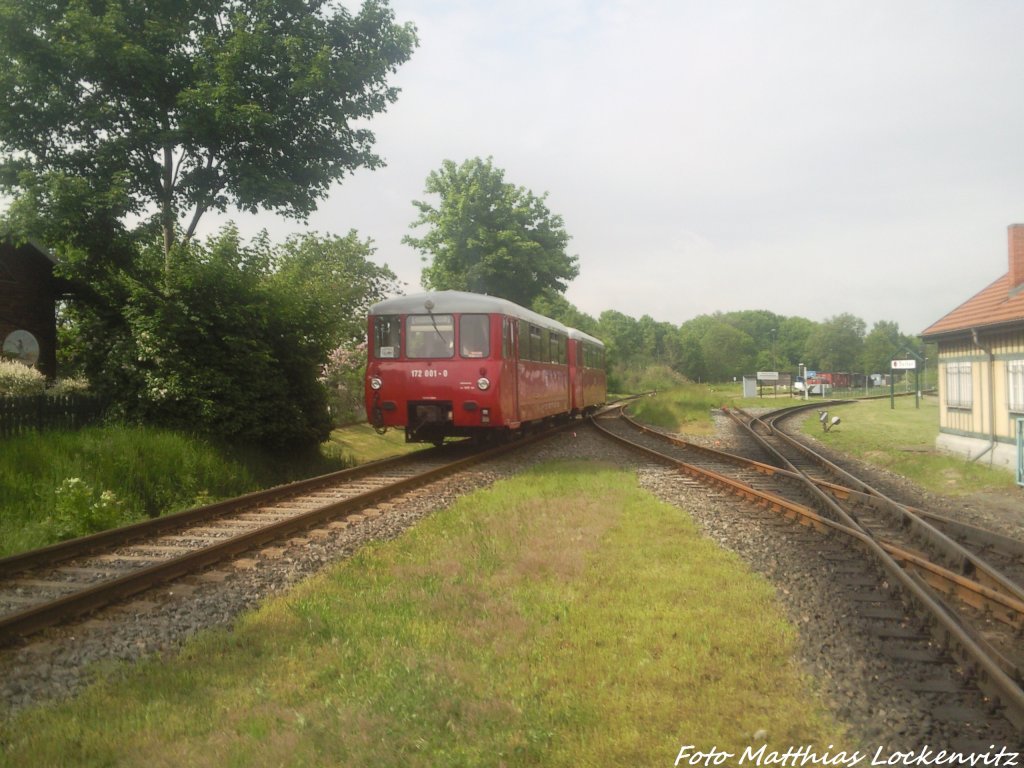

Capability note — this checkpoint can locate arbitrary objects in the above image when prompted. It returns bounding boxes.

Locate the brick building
[0,236,60,378]
[921,224,1024,479]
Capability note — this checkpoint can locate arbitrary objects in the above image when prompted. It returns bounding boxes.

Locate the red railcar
[364,291,606,444]
[568,328,606,417]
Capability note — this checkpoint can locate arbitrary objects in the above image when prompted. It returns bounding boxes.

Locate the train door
[569,338,582,415]
[502,316,519,425]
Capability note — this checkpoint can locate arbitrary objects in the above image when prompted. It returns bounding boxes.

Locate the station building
[921,224,1024,479]
[0,235,60,379]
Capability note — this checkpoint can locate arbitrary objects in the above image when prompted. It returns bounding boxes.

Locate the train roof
[567,327,605,347]
[369,291,570,333]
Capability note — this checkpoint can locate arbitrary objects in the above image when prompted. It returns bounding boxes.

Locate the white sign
[757,371,780,381]
[891,359,916,370]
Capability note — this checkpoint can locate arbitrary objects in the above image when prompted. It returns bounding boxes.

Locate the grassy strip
[628,383,783,435]
[0,426,350,557]
[321,422,425,464]
[628,384,729,435]
[0,426,256,556]
[0,462,848,766]
[799,397,1017,495]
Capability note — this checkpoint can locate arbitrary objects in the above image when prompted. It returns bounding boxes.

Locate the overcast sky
[221,0,1024,336]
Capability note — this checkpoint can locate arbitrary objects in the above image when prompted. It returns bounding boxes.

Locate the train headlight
[369,376,383,390]
[476,377,490,391]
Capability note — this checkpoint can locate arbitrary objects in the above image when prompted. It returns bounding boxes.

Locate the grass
[796,396,1018,495]
[0,426,265,556]
[321,422,425,464]
[0,425,357,558]
[0,463,850,766]
[0,422,424,558]
[628,384,729,436]
[627,382,792,436]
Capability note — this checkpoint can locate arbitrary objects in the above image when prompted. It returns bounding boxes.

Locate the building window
[1009,360,1024,413]
[945,361,973,409]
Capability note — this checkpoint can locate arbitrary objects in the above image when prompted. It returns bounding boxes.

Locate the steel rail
[592,410,1024,729]
[744,405,1024,605]
[0,450,441,579]
[0,426,566,644]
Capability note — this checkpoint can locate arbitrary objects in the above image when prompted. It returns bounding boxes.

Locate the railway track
[592,403,1024,733]
[0,429,562,645]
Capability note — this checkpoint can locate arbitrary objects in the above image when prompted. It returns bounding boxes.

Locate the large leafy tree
[404,157,578,307]
[270,230,400,351]
[0,0,417,273]
[700,321,756,382]
[0,0,414,446]
[803,313,866,372]
[531,290,599,337]
[776,316,816,372]
[861,320,902,375]
[861,320,922,376]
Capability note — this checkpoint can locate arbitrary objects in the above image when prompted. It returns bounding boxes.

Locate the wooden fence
[0,393,107,438]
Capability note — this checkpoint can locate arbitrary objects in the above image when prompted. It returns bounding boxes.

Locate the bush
[614,363,690,393]
[321,343,367,426]
[48,477,130,540]
[629,382,727,432]
[46,376,90,395]
[0,359,47,396]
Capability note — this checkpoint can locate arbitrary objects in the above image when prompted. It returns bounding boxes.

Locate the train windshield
[407,314,454,358]
[373,315,401,359]
[459,315,489,358]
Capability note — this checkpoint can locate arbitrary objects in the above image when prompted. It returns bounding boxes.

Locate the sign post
[890,358,917,408]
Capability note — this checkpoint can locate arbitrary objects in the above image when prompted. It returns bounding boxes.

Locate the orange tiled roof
[920,272,1024,338]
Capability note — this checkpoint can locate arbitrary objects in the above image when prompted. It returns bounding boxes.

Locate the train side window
[502,317,514,359]
[550,332,565,364]
[459,314,490,358]
[407,314,455,358]
[373,315,401,359]
[530,326,543,361]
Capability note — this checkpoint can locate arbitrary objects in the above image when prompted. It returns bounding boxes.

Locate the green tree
[270,231,398,427]
[700,321,756,382]
[803,313,866,372]
[531,290,599,337]
[405,157,578,306]
[595,310,643,373]
[0,0,414,445]
[0,0,417,274]
[96,227,333,447]
[61,227,396,447]
[675,322,707,381]
[270,231,399,351]
[777,316,816,373]
[861,320,903,375]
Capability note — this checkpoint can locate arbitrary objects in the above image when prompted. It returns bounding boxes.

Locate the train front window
[373,315,401,359]
[459,315,490,358]
[407,314,454,358]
